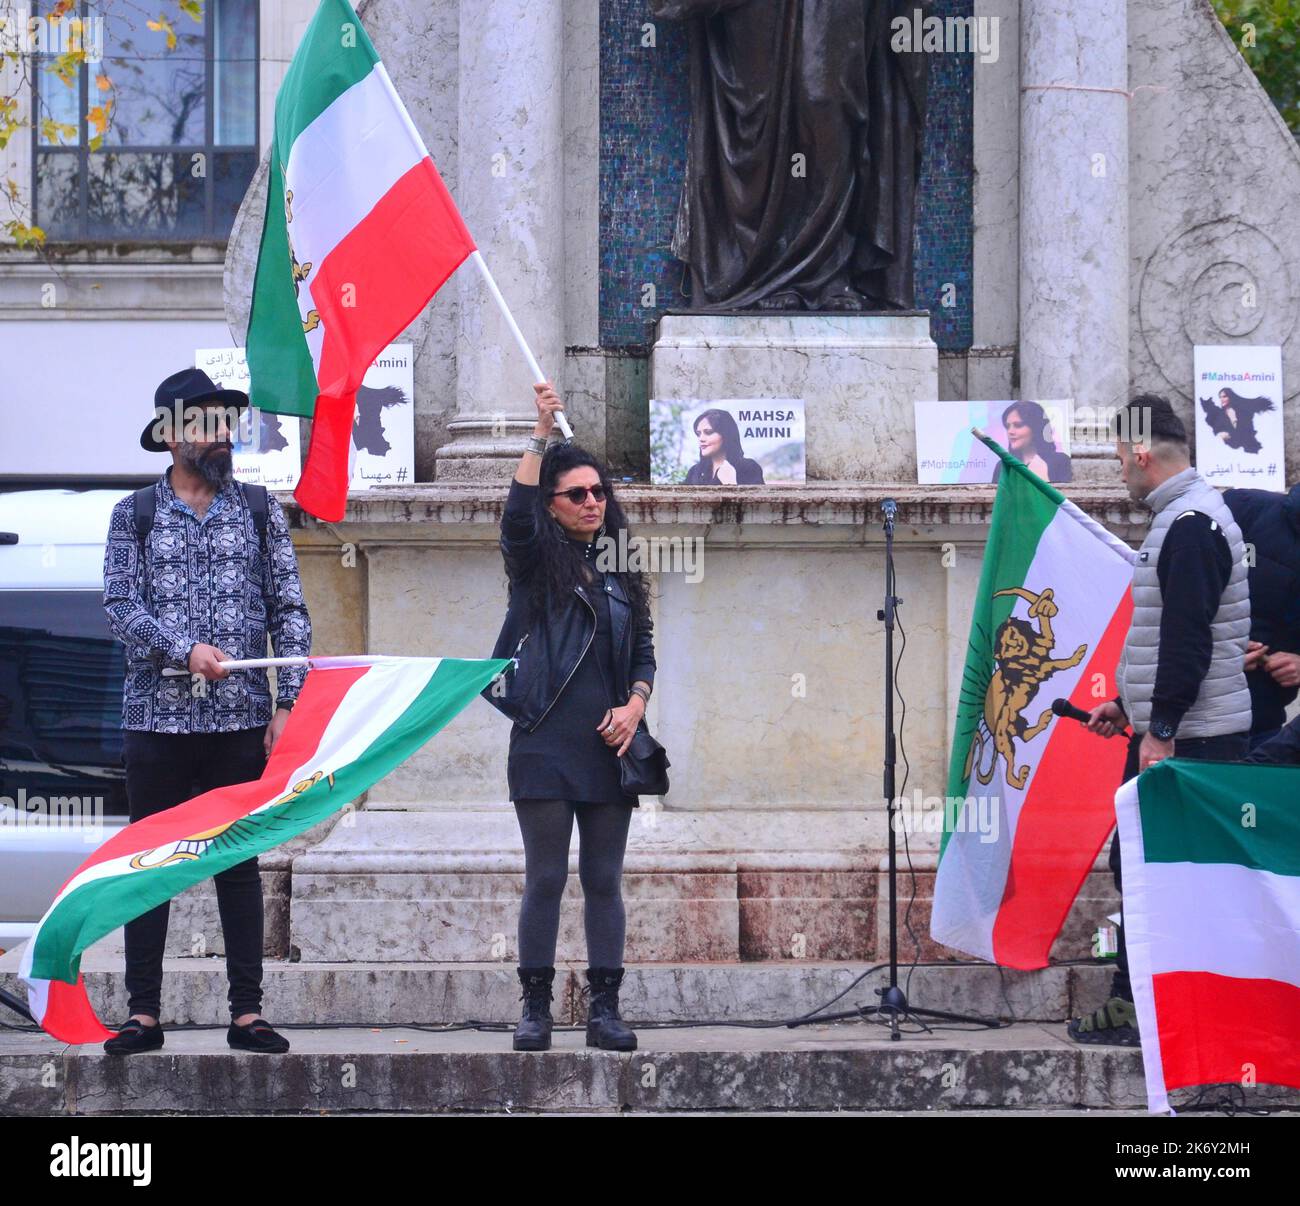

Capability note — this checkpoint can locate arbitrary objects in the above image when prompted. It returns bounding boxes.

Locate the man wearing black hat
[100,368,312,1055]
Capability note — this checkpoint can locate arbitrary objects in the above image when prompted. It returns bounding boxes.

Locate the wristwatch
[277,699,296,713]
[1149,719,1175,742]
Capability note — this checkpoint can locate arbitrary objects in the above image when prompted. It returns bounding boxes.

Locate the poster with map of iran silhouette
[196,344,415,490]
[1192,344,1284,491]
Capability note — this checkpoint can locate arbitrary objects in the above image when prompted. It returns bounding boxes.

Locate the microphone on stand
[1051,697,1130,737]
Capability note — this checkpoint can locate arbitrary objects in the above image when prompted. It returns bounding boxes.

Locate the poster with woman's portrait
[650,399,806,485]
[1193,346,1284,490]
[913,400,1073,484]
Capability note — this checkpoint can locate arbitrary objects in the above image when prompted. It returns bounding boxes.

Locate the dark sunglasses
[550,485,606,504]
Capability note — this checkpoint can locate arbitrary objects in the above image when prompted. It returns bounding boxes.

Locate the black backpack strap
[131,483,158,607]
[239,481,269,548]
[239,483,272,600]
[133,484,156,545]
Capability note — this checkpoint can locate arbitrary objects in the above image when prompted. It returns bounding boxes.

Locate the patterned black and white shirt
[102,468,312,733]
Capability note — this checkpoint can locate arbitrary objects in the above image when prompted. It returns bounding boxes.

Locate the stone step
[6,821,1119,967]
[4,1021,1298,1116]
[0,951,1115,1026]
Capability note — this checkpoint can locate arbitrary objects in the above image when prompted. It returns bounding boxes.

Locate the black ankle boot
[584,966,637,1051]
[513,966,555,1051]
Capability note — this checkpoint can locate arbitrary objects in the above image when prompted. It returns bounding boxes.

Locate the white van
[0,489,131,955]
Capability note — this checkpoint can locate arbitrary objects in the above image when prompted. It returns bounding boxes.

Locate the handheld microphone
[1050,697,1130,737]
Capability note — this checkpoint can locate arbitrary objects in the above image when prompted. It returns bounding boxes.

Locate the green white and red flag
[19,656,506,1043]
[1117,759,1300,1113]
[246,0,475,522]
[931,434,1137,968]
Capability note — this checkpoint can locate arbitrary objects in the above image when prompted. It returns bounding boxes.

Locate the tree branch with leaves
[0,0,204,247]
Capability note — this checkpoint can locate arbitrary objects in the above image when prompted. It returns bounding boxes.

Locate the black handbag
[618,723,671,797]
[592,596,670,796]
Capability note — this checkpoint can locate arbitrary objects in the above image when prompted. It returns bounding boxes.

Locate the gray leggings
[513,799,634,968]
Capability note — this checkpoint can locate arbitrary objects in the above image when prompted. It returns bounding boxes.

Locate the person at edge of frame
[1223,483,1300,750]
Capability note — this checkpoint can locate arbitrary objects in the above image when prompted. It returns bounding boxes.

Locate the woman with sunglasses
[485,382,656,1053]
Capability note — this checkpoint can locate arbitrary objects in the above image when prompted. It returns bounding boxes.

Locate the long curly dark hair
[521,442,651,625]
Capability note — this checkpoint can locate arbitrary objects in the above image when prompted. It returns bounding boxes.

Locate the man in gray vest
[1068,394,1251,1046]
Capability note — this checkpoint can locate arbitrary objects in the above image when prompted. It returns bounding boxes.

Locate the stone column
[434,0,567,481]
[1019,0,1129,456]
[969,0,1019,401]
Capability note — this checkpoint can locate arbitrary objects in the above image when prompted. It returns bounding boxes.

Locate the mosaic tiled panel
[599,1,974,352]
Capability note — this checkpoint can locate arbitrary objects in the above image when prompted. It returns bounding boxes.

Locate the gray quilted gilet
[1115,467,1250,737]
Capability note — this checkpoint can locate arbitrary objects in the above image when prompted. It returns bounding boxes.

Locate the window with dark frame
[31,0,258,242]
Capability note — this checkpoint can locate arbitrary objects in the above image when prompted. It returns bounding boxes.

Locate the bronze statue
[651,0,929,312]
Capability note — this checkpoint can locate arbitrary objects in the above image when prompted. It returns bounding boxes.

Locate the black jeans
[1109,730,1250,1001]
[122,727,268,1020]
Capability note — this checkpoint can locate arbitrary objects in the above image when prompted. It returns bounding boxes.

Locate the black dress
[508,551,639,808]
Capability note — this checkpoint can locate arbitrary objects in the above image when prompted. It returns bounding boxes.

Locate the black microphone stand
[793,498,995,1038]
[868,499,993,1037]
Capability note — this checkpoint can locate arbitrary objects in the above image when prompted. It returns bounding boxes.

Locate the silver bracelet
[525,435,548,457]
[630,684,651,705]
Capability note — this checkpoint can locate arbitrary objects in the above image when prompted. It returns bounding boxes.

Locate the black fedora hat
[140,367,250,452]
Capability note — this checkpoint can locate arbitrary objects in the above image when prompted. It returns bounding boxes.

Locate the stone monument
[647,0,937,482]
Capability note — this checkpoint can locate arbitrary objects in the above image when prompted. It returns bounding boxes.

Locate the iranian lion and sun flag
[20,657,508,1044]
[19,0,504,1043]
[939,434,1300,1112]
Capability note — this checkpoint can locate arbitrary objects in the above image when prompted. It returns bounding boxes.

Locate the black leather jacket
[482,480,656,730]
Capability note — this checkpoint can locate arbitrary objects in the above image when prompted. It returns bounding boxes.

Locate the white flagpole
[160,655,430,676]
[469,250,574,440]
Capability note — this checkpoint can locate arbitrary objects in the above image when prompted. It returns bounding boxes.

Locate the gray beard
[181,444,233,488]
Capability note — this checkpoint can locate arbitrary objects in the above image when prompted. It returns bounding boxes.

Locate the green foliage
[649,399,691,484]
[1212,0,1300,137]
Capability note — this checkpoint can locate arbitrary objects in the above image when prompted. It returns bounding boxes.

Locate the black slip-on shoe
[227,1018,291,1054]
[103,1018,165,1055]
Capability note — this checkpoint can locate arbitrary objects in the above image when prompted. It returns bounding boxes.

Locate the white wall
[0,319,236,478]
